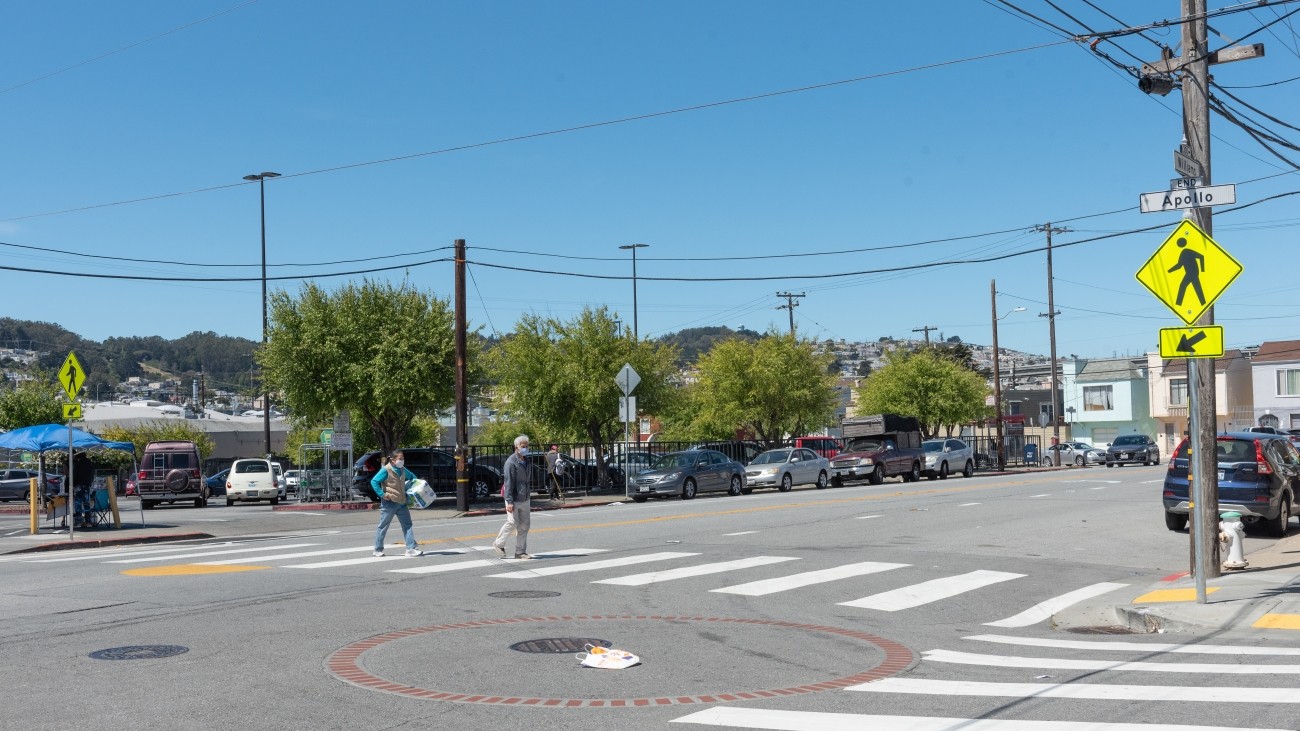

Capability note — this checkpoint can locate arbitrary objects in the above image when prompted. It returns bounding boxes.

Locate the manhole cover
[510,637,611,654]
[1066,626,1137,635]
[488,590,560,599]
[89,645,190,660]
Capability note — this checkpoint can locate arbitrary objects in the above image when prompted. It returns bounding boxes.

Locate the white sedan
[743,448,830,492]
[922,438,975,480]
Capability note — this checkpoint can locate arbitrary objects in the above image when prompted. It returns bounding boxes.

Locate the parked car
[1041,441,1106,467]
[352,448,501,503]
[0,469,60,502]
[204,468,230,497]
[744,448,829,491]
[284,469,302,494]
[226,458,280,506]
[1163,433,1300,536]
[137,440,207,509]
[922,438,975,479]
[830,414,925,485]
[690,440,766,466]
[793,436,843,460]
[1106,434,1161,467]
[628,450,745,502]
[272,463,287,499]
[524,452,625,494]
[1245,426,1288,435]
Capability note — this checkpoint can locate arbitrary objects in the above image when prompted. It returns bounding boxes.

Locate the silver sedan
[1041,441,1106,467]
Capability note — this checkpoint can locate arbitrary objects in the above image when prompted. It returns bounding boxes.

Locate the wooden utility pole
[775,292,805,336]
[990,280,1005,471]
[912,325,938,345]
[454,239,470,513]
[1036,223,1068,466]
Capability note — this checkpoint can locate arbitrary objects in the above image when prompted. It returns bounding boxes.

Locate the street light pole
[244,171,280,457]
[990,279,1025,470]
[618,244,649,340]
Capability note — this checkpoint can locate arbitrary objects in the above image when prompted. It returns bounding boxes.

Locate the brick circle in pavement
[326,614,915,707]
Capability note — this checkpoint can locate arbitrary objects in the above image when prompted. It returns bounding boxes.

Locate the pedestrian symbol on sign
[1168,237,1206,307]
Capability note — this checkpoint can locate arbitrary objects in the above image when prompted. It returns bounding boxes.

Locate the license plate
[1121,453,1130,459]
[638,486,650,492]
[1218,470,1225,480]
[836,469,853,478]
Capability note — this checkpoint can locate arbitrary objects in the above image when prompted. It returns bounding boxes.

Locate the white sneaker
[493,545,506,558]
[404,548,423,558]
[372,550,384,557]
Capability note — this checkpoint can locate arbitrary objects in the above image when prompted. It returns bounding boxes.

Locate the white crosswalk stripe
[387,548,608,574]
[107,543,319,564]
[486,551,698,578]
[848,677,1300,703]
[669,707,1275,730]
[983,582,1129,627]
[922,648,1300,674]
[838,570,1024,611]
[593,556,800,586]
[963,633,1300,655]
[710,561,908,597]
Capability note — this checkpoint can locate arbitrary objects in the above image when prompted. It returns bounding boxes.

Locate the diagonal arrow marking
[1177,331,1207,354]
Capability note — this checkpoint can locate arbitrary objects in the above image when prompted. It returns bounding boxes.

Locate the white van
[226,459,279,506]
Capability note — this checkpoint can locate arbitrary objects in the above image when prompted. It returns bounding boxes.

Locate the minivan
[137,440,206,509]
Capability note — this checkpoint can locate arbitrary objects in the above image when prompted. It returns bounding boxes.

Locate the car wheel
[939,462,949,480]
[1164,511,1188,531]
[868,465,884,485]
[1266,495,1291,538]
[831,476,843,487]
[270,497,279,506]
[815,471,828,489]
[908,462,921,482]
[19,490,27,503]
[1075,456,1085,467]
[681,478,697,500]
[1041,457,1053,467]
[926,470,937,481]
[779,473,793,492]
[728,476,742,496]
[226,498,235,507]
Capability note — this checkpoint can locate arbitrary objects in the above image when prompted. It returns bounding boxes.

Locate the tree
[855,348,989,438]
[0,375,66,430]
[682,333,839,447]
[856,359,873,377]
[490,306,678,484]
[97,421,216,464]
[259,279,464,459]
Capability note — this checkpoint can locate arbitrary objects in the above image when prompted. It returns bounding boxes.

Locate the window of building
[1169,378,1188,406]
[1278,369,1300,396]
[1008,401,1022,416]
[1039,403,1054,423]
[1082,385,1113,411]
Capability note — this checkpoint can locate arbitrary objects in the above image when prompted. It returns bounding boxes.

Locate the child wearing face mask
[370,449,423,558]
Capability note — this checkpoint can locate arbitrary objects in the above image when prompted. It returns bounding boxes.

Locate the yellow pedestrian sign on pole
[1135,220,1243,325]
[63,403,82,420]
[58,351,85,401]
[1159,326,1224,359]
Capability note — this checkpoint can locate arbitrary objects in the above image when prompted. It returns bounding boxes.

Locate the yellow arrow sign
[1136,220,1243,325]
[58,351,85,401]
[63,402,82,420]
[1159,326,1224,359]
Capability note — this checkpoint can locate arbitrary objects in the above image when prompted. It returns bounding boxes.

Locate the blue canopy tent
[0,424,136,536]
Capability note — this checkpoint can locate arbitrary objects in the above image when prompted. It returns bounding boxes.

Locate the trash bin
[1023,443,1039,465]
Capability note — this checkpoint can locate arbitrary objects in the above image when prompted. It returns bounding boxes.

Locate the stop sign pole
[616,364,639,496]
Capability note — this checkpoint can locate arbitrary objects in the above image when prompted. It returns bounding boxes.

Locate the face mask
[519,446,529,456]
[393,459,404,469]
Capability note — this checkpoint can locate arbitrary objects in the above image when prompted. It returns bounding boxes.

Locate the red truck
[828,414,925,486]
[793,436,842,459]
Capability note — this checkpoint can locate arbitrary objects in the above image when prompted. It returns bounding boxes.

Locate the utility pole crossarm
[911,325,938,345]
[775,292,806,336]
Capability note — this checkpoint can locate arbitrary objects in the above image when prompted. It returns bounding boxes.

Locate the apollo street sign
[1139,184,1235,213]
[615,363,640,395]
[58,351,85,401]
[62,402,82,420]
[1159,326,1225,359]
[1136,220,1243,325]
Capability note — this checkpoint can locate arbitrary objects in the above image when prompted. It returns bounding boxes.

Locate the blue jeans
[374,499,417,552]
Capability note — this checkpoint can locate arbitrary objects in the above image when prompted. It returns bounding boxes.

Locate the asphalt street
[3,466,1298,731]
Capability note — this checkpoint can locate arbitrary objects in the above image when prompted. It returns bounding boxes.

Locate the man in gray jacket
[493,434,533,559]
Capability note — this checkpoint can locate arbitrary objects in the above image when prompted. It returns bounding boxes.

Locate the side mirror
[790,457,800,463]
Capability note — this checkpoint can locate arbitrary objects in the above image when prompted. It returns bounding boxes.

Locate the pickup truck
[828,413,925,486]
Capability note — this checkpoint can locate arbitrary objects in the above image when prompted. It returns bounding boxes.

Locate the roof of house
[1076,358,1145,383]
[1252,340,1300,364]
[1159,349,1244,376]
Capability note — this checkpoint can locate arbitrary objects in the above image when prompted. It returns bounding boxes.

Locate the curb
[273,501,377,512]
[4,532,215,555]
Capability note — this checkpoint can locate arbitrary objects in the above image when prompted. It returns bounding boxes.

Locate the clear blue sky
[2,1,1298,359]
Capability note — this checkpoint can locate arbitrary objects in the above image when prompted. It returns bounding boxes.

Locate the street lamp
[618,243,649,340]
[244,171,280,457]
[990,278,1024,470]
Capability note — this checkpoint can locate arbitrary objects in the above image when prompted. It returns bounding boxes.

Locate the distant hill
[658,326,762,366]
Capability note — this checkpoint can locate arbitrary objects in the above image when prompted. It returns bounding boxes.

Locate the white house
[1060,357,1158,447]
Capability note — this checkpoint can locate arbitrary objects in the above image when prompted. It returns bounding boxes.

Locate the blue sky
[2,1,1298,360]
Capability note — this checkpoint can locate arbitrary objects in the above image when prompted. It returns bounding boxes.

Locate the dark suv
[690,440,766,466]
[352,448,500,504]
[1105,434,1160,467]
[1163,433,1300,536]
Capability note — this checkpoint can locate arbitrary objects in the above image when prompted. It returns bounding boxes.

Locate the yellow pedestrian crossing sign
[63,402,82,420]
[1159,326,1224,359]
[58,351,85,401]
[1136,220,1242,325]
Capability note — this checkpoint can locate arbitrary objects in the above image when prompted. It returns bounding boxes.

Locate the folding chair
[85,488,113,528]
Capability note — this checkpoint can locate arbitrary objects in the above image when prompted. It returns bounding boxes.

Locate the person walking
[545,444,562,501]
[370,449,423,558]
[493,435,533,560]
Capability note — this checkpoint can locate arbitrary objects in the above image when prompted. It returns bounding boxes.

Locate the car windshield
[1113,435,1145,446]
[751,450,792,465]
[652,453,696,470]
[922,441,943,453]
[844,438,883,452]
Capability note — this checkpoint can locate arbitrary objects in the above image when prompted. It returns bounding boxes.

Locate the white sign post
[616,364,640,497]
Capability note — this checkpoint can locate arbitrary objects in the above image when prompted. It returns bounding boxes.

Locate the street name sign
[1159,326,1225,359]
[62,403,82,420]
[1174,147,1203,178]
[615,363,640,395]
[58,351,85,401]
[1170,177,1202,190]
[1135,220,1243,325]
[1139,184,1235,214]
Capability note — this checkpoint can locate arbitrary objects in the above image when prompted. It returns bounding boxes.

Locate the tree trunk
[587,422,608,488]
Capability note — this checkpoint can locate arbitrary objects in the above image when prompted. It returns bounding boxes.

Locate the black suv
[690,440,766,466]
[1105,434,1161,467]
[352,448,499,503]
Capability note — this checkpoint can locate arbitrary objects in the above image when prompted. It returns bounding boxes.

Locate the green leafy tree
[856,348,989,438]
[682,334,839,447]
[259,279,464,459]
[0,375,66,430]
[490,306,678,483]
[97,422,216,463]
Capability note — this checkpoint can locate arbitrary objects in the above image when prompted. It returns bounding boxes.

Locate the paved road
[4,466,1297,730]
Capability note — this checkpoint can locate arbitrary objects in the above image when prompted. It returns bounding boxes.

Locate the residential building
[1146,349,1253,454]
[1248,339,1300,430]
[1061,357,1159,447]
